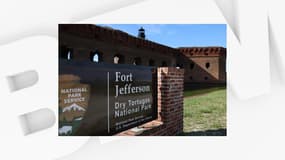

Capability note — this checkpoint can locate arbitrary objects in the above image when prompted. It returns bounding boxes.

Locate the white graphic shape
[6,70,38,92]
[268,0,285,84]
[19,108,55,135]
[215,0,270,99]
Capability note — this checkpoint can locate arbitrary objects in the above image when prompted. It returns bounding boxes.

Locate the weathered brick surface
[178,47,226,84]
[119,67,184,136]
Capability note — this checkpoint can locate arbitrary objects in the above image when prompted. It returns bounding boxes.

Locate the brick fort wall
[59,24,226,86]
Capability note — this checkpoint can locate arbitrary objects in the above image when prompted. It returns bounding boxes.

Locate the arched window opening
[205,62,210,69]
[66,49,73,60]
[204,76,208,80]
[133,57,142,65]
[60,46,73,60]
[190,63,195,69]
[93,54,99,62]
[176,63,183,69]
[90,51,102,63]
[67,51,72,60]
[113,54,125,64]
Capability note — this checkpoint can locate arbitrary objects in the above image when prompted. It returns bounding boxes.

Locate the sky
[99,24,226,48]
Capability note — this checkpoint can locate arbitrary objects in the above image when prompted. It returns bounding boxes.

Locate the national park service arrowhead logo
[59,74,91,136]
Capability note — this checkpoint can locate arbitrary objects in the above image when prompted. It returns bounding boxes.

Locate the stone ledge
[116,120,163,136]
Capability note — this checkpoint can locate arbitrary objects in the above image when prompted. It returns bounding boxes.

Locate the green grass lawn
[182,87,226,136]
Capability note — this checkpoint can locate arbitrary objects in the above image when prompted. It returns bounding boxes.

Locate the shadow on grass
[184,86,226,97]
[179,128,227,136]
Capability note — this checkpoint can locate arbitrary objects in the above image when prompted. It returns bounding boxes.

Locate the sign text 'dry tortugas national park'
[59,61,157,136]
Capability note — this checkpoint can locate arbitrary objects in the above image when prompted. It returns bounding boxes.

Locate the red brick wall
[178,47,226,84]
[118,67,184,136]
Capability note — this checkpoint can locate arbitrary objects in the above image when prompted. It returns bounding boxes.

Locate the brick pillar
[157,67,184,135]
